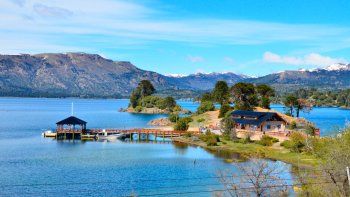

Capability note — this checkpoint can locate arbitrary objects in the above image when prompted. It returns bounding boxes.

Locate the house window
[266,125,271,130]
[277,125,281,129]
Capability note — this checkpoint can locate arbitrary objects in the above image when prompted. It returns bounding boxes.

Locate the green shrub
[206,137,218,146]
[197,118,205,123]
[256,135,279,146]
[197,101,215,114]
[199,131,220,146]
[134,106,143,112]
[305,124,317,136]
[173,105,182,112]
[185,132,192,137]
[281,132,306,152]
[168,113,180,123]
[280,140,293,149]
[181,117,193,124]
[238,137,252,144]
[289,121,297,130]
[174,118,191,131]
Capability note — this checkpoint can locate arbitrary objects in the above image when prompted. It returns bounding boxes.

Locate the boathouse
[56,116,87,139]
[231,110,286,133]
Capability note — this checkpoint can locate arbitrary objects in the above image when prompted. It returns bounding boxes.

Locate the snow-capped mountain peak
[323,63,350,71]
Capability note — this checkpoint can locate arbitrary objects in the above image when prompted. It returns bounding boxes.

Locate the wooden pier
[52,115,194,141]
[54,128,189,140]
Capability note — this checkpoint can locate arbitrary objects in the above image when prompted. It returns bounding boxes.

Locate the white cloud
[187,55,204,63]
[263,51,347,66]
[33,4,73,18]
[0,0,350,54]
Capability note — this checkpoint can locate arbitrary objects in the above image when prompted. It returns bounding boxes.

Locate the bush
[206,137,218,146]
[256,135,279,146]
[173,105,182,112]
[199,131,220,146]
[134,106,143,112]
[289,121,297,130]
[280,140,293,149]
[305,124,317,136]
[197,118,205,123]
[281,132,306,152]
[197,101,215,114]
[174,118,191,131]
[181,116,193,124]
[238,136,252,144]
[168,113,180,123]
[185,132,192,137]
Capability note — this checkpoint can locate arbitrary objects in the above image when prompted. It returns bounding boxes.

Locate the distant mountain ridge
[0,52,349,98]
[248,63,350,91]
[0,53,245,98]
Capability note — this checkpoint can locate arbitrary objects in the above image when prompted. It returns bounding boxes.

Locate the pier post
[138,131,140,141]
[163,131,165,141]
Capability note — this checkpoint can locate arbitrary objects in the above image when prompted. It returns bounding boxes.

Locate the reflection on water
[172,141,245,162]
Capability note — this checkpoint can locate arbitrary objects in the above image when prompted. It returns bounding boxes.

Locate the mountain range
[0,53,349,98]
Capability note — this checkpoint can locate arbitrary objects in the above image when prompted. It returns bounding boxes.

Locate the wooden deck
[53,128,194,140]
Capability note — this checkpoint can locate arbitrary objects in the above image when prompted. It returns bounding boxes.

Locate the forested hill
[247,63,350,92]
[0,53,245,98]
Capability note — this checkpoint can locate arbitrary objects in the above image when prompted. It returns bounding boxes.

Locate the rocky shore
[148,117,172,126]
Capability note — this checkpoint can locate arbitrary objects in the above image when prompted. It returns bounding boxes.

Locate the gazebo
[56,116,87,140]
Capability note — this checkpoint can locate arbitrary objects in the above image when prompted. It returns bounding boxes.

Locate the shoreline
[173,136,319,168]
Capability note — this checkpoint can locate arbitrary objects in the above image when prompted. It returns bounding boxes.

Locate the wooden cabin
[231,110,286,133]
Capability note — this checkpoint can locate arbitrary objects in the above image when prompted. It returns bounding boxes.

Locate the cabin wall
[235,121,285,132]
[261,121,285,132]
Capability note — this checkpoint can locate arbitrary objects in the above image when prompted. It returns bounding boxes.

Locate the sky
[1,0,350,76]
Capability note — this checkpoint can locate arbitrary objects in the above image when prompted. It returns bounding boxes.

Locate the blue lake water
[0,97,348,196]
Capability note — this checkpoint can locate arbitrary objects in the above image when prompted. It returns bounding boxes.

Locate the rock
[148,118,172,126]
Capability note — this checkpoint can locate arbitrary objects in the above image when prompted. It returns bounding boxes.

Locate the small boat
[97,130,123,141]
[42,130,56,138]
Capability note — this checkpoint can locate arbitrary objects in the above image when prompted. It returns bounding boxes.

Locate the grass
[174,136,320,168]
[188,113,210,128]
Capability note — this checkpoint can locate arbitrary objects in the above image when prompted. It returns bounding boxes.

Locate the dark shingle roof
[231,110,284,126]
[56,116,87,125]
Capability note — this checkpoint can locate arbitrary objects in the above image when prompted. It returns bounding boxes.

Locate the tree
[212,81,229,105]
[162,96,176,110]
[296,129,350,196]
[138,80,155,98]
[256,84,275,109]
[256,84,275,97]
[220,116,236,140]
[174,117,192,131]
[200,92,213,102]
[129,80,155,108]
[197,101,215,114]
[283,94,298,116]
[231,83,258,111]
[219,103,231,118]
[295,98,312,117]
[219,159,288,197]
[168,113,180,123]
[130,89,141,108]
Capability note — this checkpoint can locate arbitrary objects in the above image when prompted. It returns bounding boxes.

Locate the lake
[0,98,348,196]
